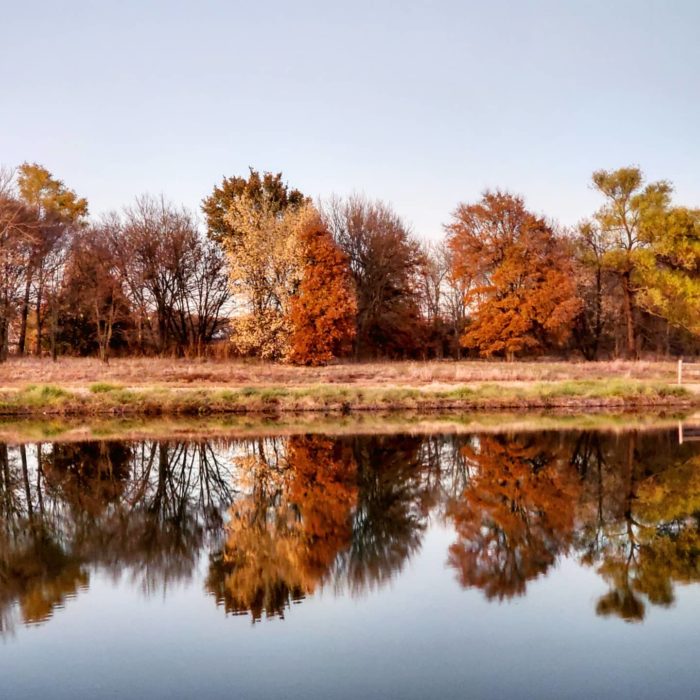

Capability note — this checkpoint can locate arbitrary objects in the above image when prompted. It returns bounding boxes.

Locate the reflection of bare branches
[333,436,429,596]
[0,438,236,632]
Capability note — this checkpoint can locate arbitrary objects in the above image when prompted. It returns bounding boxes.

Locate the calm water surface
[1,425,700,698]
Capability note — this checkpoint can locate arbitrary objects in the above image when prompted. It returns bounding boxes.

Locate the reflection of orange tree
[584,433,700,622]
[446,434,581,600]
[207,436,357,621]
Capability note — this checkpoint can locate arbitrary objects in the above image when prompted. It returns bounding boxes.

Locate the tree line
[1,163,698,364]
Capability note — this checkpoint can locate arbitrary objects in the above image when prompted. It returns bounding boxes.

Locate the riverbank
[1,357,696,418]
[1,409,694,444]
[0,377,693,418]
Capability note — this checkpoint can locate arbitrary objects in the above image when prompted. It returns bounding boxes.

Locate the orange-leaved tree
[287,215,357,366]
[446,433,580,600]
[446,191,580,359]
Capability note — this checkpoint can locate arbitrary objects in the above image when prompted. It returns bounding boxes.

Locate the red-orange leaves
[287,217,357,366]
[446,191,580,359]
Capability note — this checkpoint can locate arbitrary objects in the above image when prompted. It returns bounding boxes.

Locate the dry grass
[0,357,696,417]
[0,356,687,389]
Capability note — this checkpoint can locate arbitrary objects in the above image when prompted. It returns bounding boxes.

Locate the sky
[1,0,698,238]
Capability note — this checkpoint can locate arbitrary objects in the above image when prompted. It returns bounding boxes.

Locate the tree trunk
[17,274,31,355]
[591,265,603,360]
[50,301,58,362]
[0,316,8,362]
[35,283,43,356]
[621,271,636,359]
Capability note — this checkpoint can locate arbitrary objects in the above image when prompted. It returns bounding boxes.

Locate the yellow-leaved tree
[224,195,356,363]
[224,196,310,359]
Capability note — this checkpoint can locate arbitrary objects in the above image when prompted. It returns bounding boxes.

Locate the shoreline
[0,379,694,418]
[1,408,695,445]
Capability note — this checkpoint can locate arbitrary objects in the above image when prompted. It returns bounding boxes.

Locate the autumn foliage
[447,192,581,359]
[446,434,580,599]
[1,163,699,363]
[287,217,357,365]
[206,436,358,620]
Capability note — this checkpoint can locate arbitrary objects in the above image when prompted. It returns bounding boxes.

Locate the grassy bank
[0,378,693,418]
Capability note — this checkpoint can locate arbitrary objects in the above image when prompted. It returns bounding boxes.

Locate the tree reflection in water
[575,431,700,622]
[1,427,700,632]
[206,435,359,620]
[445,433,581,600]
[0,439,235,633]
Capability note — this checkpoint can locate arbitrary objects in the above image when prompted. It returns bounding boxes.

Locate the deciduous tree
[322,195,424,358]
[446,191,580,359]
[223,196,313,359]
[0,192,37,360]
[116,196,230,355]
[287,215,357,366]
[202,168,307,244]
[15,163,88,355]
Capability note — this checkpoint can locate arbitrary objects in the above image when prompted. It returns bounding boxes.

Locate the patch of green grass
[20,384,73,403]
[110,389,140,404]
[89,382,123,394]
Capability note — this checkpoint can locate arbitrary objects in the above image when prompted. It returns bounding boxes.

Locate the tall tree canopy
[223,193,356,364]
[13,163,88,356]
[202,168,307,244]
[588,167,700,356]
[590,167,671,358]
[322,195,424,358]
[287,215,357,366]
[223,194,311,360]
[446,191,580,359]
[17,163,88,222]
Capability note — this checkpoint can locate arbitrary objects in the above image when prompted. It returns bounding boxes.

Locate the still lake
[1,421,700,699]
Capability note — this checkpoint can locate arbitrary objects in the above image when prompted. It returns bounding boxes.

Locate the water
[1,424,700,698]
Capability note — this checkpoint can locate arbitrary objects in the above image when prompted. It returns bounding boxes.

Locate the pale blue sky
[1,0,698,237]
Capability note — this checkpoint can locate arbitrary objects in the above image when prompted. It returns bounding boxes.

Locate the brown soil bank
[0,379,694,417]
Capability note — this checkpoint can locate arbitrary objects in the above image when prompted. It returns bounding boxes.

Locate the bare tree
[321,195,424,358]
[440,242,471,358]
[0,194,38,360]
[115,196,230,356]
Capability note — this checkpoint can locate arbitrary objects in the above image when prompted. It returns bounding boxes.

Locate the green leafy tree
[589,167,700,356]
[636,206,700,336]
